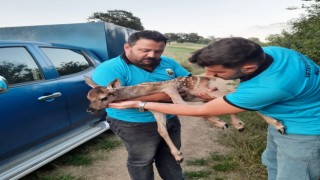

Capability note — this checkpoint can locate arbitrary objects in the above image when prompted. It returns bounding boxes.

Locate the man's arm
[130,92,174,102]
[109,97,246,117]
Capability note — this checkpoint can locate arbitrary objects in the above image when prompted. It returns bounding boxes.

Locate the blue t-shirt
[92,54,190,123]
[226,46,320,135]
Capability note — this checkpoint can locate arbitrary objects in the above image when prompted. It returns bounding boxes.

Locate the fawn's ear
[107,79,122,89]
[84,76,98,88]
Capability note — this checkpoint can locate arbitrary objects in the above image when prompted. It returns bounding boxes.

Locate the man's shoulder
[94,56,126,76]
[160,56,176,62]
[160,56,181,66]
[263,46,298,56]
[103,55,123,63]
[98,56,125,68]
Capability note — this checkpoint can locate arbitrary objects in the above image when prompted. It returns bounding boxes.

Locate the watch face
[139,101,146,112]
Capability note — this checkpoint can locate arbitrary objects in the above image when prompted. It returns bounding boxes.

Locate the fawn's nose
[87,106,103,114]
[205,70,217,77]
[87,106,96,113]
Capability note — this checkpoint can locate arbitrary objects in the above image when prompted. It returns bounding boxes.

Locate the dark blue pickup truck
[0,40,109,179]
[0,22,134,179]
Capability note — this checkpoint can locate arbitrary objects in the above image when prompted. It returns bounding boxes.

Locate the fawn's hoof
[235,122,245,132]
[215,124,228,130]
[222,124,229,130]
[176,158,184,164]
[211,123,228,130]
[174,152,183,164]
[278,127,286,135]
[238,127,245,132]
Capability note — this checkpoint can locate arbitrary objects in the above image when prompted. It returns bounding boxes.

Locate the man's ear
[240,64,258,74]
[124,43,131,52]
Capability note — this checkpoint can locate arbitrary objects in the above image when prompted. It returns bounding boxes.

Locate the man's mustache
[145,57,159,61]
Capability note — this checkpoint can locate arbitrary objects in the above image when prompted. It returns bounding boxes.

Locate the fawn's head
[84,76,122,113]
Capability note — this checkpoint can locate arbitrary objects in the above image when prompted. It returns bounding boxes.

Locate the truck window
[41,48,91,76]
[0,47,44,85]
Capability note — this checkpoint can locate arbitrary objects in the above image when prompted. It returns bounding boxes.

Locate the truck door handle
[38,92,62,101]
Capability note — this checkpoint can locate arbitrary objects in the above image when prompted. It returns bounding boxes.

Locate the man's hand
[195,87,218,102]
[178,88,188,98]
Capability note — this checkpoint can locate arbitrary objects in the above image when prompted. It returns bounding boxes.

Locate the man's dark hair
[189,37,266,68]
[127,30,168,45]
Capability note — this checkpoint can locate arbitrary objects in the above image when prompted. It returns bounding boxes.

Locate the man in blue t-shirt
[92,30,189,180]
[109,37,320,180]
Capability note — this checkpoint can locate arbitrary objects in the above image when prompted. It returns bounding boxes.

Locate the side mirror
[0,76,9,93]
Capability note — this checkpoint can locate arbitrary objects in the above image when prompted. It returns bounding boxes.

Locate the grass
[184,170,213,179]
[32,175,75,180]
[183,111,268,180]
[163,42,207,75]
[21,131,121,180]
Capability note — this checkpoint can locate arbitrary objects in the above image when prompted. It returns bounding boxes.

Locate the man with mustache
[91,30,189,180]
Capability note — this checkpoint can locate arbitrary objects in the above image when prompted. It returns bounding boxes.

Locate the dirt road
[71,116,227,180]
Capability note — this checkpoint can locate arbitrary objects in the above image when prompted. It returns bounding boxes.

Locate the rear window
[41,48,92,76]
[0,47,44,85]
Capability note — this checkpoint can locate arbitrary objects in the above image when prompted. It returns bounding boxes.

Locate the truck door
[39,47,103,129]
[0,45,70,161]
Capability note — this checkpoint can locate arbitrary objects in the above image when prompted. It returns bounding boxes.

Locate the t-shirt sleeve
[225,86,293,111]
[92,60,126,86]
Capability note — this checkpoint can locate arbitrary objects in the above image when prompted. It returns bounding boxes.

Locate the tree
[176,33,188,43]
[207,35,217,42]
[164,33,180,43]
[88,10,144,30]
[266,0,320,64]
[185,33,201,43]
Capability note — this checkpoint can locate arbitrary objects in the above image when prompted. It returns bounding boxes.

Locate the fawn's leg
[230,114,245,132]
[205,116,229,130]
[164,87,246,133]
[151,111,183,163]
[257,112,286,134]
[162,87,186,104]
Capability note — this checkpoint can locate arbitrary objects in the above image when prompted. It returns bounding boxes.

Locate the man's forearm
[143,97,245,116]
[129,92,173,102]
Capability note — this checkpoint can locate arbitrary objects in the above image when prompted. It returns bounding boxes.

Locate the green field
[181,113,268,180]
[163,42,207,75]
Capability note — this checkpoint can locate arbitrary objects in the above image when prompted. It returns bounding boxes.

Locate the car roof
[0,40,87,49]
[0,40,50,45]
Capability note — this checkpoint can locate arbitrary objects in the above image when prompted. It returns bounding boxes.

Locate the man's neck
[240,54,274,82]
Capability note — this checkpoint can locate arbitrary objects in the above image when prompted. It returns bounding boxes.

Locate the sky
[0,0,310,42]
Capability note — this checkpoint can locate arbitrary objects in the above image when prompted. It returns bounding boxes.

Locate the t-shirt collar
[240,53,274,82]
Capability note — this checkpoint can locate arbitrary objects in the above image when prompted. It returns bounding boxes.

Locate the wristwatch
[138,101,147,112]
